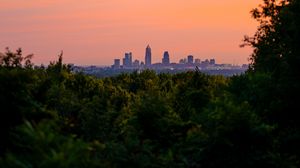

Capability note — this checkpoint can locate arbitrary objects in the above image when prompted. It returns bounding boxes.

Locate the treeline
[0,0,299,167]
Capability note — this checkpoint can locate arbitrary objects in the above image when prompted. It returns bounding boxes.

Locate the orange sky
[0,0,261,65]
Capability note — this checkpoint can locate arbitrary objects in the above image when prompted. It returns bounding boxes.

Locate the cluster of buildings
[112,45,246,70]
[72,45,248,77]
[112,45,152,69]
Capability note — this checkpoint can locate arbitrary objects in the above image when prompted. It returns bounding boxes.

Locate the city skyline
[113,45,246,68]
[0,0,260,65]
[110,45,248,72]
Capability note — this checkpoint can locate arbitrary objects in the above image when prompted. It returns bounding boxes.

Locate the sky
[0,0,261,65]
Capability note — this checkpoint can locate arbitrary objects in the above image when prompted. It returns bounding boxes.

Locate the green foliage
[242,0,300,122]
[0,121,97,168]
[0,67,53,154]
[0,48,33,68]
[198,98,276,167]
[237,0,300,166]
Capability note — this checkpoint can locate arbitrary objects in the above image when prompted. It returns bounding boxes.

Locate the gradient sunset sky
[0,0,261,65]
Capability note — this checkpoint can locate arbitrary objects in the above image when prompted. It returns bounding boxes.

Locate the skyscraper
[113,59,120,69]
[123,52,132,67]
[145,45,152,66]
[195,59,201,64]
[209,59,216,65]
[187,55,194,64]
[162,51,170,65]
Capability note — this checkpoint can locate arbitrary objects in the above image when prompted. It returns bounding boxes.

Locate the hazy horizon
[0,0,260,66]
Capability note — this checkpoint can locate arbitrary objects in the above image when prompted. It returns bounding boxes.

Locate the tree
[242,0,300,125]
[242,0,300,74]
[238,1,300,166]
[0,48,33,68]
[0,121,100,168]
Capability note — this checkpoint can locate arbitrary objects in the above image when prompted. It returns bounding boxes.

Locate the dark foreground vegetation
[0,0,299,167]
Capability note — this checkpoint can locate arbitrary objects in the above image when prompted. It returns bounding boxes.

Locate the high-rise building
[122,58,126,67]
[162,51,170,65]
[187,55,194,64]
[179,58,187,64]
[129,52,132,65]
[123,52,132,67]
[145,45,152,66]
[209,59,216,65]
[133,59,140,67]
[195,59,201,64]
[202,59,210,66]
[113,59,120,69]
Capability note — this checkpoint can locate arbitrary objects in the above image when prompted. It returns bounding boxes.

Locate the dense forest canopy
[0,0,299,167]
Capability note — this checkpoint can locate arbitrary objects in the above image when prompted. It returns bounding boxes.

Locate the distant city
[73,45,249,77]
[111,45,248,70]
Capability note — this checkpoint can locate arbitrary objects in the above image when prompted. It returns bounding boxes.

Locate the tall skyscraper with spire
[145,45,152,66]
